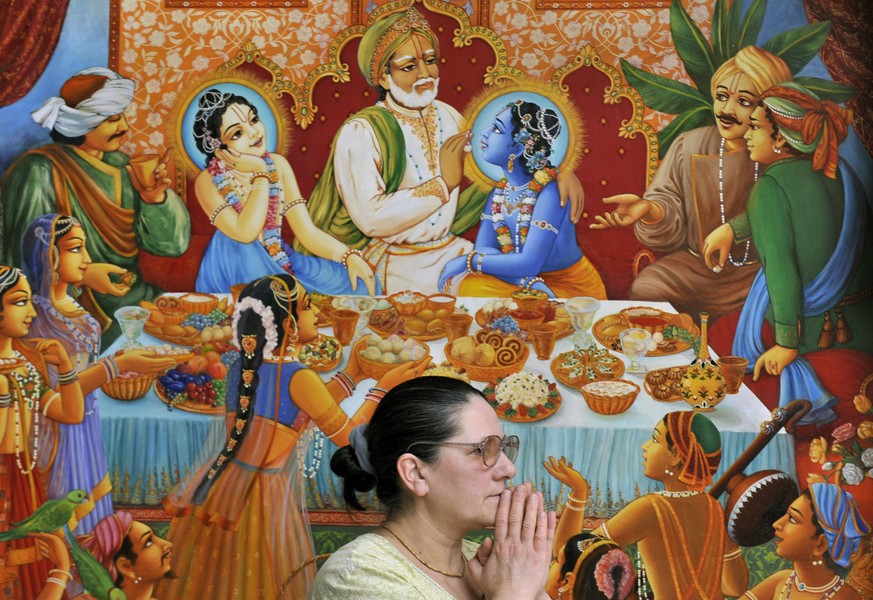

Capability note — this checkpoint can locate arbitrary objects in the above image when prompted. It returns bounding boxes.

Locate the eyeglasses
[407,434,520,467]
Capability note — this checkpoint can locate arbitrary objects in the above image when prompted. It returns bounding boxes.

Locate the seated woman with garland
[190,89,378,296]
[438,100,606,299]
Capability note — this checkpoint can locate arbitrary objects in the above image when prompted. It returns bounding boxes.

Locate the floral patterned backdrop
[113,0,710,157]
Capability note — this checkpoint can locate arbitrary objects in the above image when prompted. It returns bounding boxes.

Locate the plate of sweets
[592,308,699,357]
[444,330,529,382]
[155,342,240,414]
[550,346,625,389]
[644,365,688,402]
[298,335,343,372]
[483,371,561,422]
[368,305,451,341]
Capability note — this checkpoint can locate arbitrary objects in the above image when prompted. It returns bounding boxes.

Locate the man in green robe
[0,67,190,344]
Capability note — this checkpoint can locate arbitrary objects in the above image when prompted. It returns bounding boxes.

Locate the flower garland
[231,296,279,359]
[207,155,297,276]
[491,167,557,254]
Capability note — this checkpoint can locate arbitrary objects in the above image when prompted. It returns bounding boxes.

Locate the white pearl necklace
[300,428,325,480]
[10,355,42,475]
[656,489,702,498]
[718,137,758,267]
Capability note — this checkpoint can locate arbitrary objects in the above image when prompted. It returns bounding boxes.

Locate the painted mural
[0,0,872,598]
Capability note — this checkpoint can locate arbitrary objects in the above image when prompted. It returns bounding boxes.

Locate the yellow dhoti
[459,256,607,299]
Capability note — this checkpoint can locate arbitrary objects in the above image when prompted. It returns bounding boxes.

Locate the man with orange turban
[0,67,190,344]
[591,46,792,321]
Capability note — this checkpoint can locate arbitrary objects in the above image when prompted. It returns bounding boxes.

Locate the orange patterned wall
[113,0,711,158]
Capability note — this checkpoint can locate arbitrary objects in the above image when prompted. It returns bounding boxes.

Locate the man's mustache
[413,78,437,90]
[717,112,742,125]
[109,131,127,140]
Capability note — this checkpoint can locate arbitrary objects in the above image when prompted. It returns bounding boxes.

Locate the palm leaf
[670,1,717,99]
[711,0,732,64]
[621,59,710,115]
[657,107,713,159]
[762,21,831,74]
[737,0,767,48]
[794,76,858,103]
[726,0,744,57]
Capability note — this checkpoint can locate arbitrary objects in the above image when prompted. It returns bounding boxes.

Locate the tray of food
[298,334,342,372]
[592,308,699,357]
[355,334,430,379]
[368,305,452,341]
[483,372,561,422]
[643,365,688,402]
[445,330,529,382]
[142,295,234,347]
[550,347,625,389]
[476,298,572,340]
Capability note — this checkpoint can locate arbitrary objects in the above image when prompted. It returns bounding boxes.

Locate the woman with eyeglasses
[311,376,556,600]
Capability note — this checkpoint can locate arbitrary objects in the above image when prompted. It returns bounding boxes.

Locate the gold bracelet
[209,202,233,225]
[568,494,588,505]
[283,198,307,215]
[563,502,585,512]
[724,548,743,560]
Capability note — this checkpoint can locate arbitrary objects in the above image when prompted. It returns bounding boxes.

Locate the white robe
[332,96,472,295]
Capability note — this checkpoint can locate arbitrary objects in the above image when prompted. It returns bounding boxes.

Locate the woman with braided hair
[158,274,423,599]
[438,99,605,298]
[546,412,749,599]
[191,89,379,296]
[705,81,873,425]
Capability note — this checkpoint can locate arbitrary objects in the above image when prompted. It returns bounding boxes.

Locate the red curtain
[804,1,873,155]
[0,0,71,107]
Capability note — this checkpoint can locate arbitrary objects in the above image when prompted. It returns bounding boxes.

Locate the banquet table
[97,298,795,515]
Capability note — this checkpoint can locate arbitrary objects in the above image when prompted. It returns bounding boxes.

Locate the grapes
[160,368,218,405]
[207,309,230,325]
[182,313,212,331]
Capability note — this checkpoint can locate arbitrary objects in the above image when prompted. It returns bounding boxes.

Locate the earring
[133,574,142,584]
[773,144,782,154]
[51,271,59,285]
[665,468,675,477]
[812,557,824,566]
[507,153,515,173]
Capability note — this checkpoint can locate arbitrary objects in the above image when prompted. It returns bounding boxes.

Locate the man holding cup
[0,67,190,343]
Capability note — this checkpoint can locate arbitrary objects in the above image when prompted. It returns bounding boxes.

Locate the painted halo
[174,77,285,171]
[462,80,584,186]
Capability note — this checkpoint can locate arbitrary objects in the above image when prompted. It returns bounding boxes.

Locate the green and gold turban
[358,6,438,88]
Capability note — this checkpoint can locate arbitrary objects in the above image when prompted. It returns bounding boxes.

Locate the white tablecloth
[303,298,795,516]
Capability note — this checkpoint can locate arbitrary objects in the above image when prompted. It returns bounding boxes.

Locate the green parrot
[64,524,127,600]
[0,489,87,542]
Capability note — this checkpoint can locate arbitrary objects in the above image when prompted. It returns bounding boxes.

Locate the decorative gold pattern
[553,43,659,186]
[412,178,448,203]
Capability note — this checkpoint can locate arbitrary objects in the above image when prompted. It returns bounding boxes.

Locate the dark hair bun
[330,445,376,510]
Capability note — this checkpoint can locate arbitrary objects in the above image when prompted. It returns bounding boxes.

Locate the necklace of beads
[9,353,42,474]
[492,167,557,254]
[208,155,296,277]
[718,138,759,267]
[657,489,703,498]
[381,522,466,578]
[780,572,844,598]
[299,428,325,480]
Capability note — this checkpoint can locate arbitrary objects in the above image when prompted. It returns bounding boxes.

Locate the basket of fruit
[156,346,239,414]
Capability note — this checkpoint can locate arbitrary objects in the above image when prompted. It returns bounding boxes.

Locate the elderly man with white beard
[299,6,582,295]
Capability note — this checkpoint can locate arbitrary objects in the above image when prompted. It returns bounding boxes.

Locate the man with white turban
[0,67,190,343]
[298,7,582,295]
